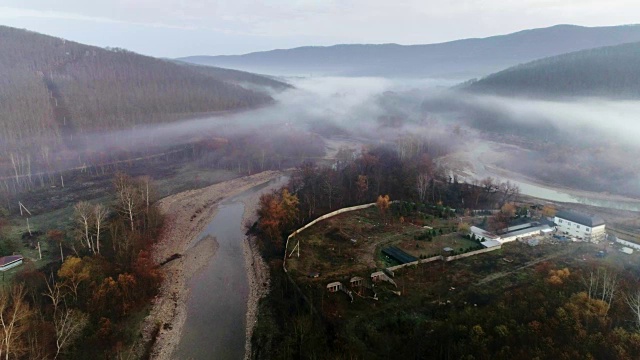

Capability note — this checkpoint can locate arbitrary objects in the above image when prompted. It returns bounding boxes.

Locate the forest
[0,26,287,195]
[250,144,640,360]
[465,41,640,98]
[0,173,164,359]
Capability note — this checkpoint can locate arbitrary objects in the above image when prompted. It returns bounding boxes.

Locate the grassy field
[286,206,469,282]
[397,233,479,259]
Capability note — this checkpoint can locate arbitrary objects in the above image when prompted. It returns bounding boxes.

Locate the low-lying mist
[4,75,640,199]
[421,90,640,197]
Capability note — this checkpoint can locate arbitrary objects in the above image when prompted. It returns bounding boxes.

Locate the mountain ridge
[178,24,640,78]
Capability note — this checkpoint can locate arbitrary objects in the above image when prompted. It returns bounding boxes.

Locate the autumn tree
[501,203,517,218]
[57,257,90,301]
[376,195,391,223]
[355,175,368,203]
[542,205,557,218]
[280,189,299,228]
[257,193,286,246]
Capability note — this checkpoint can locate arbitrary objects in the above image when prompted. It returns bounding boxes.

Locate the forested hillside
[0,26,287,191]
[465,41,640,98]
[182,63,291,91]
[179,24,640,78]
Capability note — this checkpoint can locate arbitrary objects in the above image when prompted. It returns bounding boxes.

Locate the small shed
[621,247,634,255]
[0,255,23,272]
[371,271,385,282]
[326,282,343,292]
[350,276,363,287]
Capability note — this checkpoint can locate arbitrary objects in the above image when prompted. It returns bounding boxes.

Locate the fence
[385,245,502,271]
[283,202,384,272]
[282,201,501,273]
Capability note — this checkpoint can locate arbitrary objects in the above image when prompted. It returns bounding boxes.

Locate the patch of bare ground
[134,170,282,360]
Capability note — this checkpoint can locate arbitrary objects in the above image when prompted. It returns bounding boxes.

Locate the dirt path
[135,170,282,360]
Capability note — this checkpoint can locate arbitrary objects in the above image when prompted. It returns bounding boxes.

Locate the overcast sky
[1,1,638,58]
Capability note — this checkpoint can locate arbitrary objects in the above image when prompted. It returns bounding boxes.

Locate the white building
[554,210,605,243]
[615,237,640,251]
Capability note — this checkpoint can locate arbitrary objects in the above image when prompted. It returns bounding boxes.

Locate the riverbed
[173,174,289,359]
[174,201,248,359]
[442,140,640,212]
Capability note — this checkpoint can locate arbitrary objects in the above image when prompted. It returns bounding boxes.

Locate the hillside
[178,24,640,78]
[0,26,288,160]
[464,41,640,98]
[181,63,291,91]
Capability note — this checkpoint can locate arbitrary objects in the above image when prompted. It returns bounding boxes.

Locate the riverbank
[441,139,640,211]
[136,170,282,359]
[240,176,289,360]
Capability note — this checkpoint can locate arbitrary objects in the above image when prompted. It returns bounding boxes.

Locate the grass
[286,206,466,280]
[398,233,479,258]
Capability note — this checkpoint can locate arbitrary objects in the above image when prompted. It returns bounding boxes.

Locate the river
[448,140,640,212]
[173,175,288,359]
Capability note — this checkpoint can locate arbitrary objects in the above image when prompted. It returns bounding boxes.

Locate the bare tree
[499,181,520,206]
[626,290,640,331]
[73,202,94,254]
[53,309,88,359]
[0,285,31,360]
[44,276,88,358]
[114,174,141,232]
[584,268,618,314]
[93,204,108,254]
[416,173,430,202]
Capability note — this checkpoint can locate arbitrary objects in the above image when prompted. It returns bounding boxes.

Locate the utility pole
[19,202,33,236]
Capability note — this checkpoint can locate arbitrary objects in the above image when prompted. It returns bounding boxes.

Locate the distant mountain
[178,24,640,79]
[464,41,640,98]
[0,26,289,158]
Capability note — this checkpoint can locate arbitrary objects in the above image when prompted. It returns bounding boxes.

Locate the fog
[6,75,640,199]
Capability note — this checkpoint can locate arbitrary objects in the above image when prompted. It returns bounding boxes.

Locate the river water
[173,201,248,359]
[174,175,289,359]
[456,141,640,212]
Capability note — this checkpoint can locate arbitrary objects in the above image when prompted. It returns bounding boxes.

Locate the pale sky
[1,1,638,58]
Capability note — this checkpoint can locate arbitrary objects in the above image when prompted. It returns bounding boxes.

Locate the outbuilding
[0,255,23,272]
[326,282,343,292]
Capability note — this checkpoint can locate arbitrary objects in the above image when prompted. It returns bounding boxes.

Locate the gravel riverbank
[135,171,282,359]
